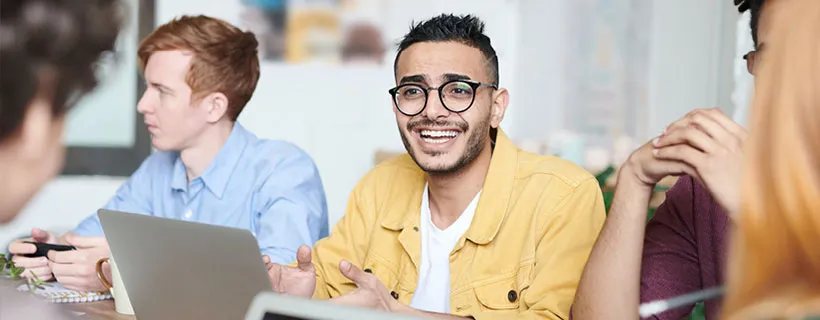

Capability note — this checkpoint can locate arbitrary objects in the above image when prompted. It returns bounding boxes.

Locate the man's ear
[203,92,230,123]
[489,88,509,128]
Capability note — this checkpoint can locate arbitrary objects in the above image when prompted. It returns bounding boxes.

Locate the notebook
[17,282,112,303]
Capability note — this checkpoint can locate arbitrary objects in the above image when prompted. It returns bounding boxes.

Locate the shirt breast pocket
[473,274,522,312]
[471,259,534,314]
[360,254,401,295]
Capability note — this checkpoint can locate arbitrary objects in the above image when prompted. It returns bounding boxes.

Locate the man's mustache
[407,118,469,132]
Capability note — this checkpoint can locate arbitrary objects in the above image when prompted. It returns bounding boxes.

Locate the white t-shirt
[409,185,481,313]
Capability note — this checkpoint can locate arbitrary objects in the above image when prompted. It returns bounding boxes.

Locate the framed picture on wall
[62,0,155,176]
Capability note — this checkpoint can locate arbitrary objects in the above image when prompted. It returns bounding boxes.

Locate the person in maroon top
[640,176,732,319]
[640,1,767,318]
[572,1,769,319]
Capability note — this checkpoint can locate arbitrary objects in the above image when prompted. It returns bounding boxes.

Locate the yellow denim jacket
[307,129,605,319]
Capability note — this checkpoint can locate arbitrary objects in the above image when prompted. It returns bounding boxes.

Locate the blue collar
[170,123,252,198]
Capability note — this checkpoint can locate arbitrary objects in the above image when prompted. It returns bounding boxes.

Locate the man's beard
[399,116,490,175]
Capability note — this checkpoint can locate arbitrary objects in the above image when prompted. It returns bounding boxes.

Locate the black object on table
[20,241,76,258]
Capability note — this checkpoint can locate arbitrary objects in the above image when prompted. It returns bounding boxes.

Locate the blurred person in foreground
[572,0,768,319]
[8,15,329,292]
[0,0,123,318]
[264,14,605,319]
[722,0,820,318]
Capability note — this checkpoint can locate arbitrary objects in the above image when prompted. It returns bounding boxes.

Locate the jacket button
[413,226,419,232]
[363,268,372,273]
[507,290,517,302]
[391,291,399,299]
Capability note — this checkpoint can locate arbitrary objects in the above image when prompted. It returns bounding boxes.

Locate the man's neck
[179,121,234,182]
[427,141,493,230]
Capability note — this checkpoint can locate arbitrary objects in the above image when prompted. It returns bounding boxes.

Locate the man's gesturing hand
[329,260,403,312]
[264,245,316,298]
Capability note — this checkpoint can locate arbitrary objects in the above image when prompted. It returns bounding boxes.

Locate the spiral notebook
[17,282,112,303]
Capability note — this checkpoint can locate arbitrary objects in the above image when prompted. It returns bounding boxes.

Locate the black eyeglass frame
[388,79,498,116]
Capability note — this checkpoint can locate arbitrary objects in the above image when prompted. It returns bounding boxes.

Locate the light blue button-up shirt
[73,123,328,264]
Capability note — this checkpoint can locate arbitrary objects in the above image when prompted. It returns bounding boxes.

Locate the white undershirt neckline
[409,184,481,313]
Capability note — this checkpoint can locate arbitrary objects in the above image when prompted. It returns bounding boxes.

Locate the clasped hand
[625,108,746,215]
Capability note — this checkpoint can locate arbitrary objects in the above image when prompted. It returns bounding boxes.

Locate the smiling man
[8,15,328,291]
[264,14,605,319]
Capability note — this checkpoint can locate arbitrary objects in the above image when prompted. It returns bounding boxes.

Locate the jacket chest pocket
[361,254,402,299]
[474,275,522,312]
[471,262,533,314]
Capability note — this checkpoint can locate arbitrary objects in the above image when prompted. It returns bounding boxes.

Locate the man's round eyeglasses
[388,79,498,116]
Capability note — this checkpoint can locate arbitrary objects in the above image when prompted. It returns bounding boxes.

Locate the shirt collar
[381,128,518,245]
[170,123,252,198]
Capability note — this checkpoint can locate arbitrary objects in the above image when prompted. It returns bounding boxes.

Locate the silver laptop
[98,209,272,320]
[244,291,424,320]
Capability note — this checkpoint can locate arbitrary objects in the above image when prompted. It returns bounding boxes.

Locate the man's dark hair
[394,14,499,86]
[0,0,124,142]
[735,0,766,45]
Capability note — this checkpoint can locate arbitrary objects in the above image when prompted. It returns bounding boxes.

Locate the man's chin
[150,140,174,152]
[409,143,483,175]
[420,163,463,175]
[412,156,462,174]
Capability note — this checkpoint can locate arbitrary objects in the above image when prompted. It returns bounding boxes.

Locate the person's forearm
[572,168,653,320]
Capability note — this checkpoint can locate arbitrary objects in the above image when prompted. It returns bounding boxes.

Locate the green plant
[25,270,51,293]
[0,253,25,279]
[0,253,51,293]
[594,166,616,187]
[686,302,705,320]
[594,166,669,221]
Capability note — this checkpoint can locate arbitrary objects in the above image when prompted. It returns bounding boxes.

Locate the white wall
[511,0,568,143]
[645,0,737,138]
[509,0,737,168]
[732,11,755,126]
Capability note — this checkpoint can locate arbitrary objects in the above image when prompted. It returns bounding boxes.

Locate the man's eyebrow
[149,82,175,93]
[399,74,426,84]
[442,73,471,82]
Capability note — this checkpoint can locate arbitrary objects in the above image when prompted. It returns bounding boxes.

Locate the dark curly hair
[394,14,499,86]
[0,0,124,142]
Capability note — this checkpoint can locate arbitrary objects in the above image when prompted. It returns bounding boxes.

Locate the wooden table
[0,280,132,319]
[65,300,135,320]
